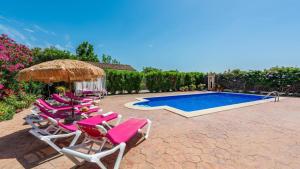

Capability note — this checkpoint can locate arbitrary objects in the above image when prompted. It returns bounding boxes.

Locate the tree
[142,67,161,73]
[32,47,75,64]
[76,41,99,62]
[101,54,120,64]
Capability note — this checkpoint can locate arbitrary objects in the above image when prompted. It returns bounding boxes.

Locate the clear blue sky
[0,0,299,72]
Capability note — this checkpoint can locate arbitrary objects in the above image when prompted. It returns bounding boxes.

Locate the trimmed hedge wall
[105,70,205,94]
[145,71,205,92]
[216,67,300,93]
[105,67,300,95]
[106,70,143,94]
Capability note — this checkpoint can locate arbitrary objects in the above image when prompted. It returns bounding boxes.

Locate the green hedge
[216,67,300,93]
[106,70,143,94]
[105,67,300,95]
[145,71,205,92]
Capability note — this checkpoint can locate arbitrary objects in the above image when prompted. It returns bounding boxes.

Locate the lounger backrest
[39,114,58,125]
[36,99,53,110]
[77,122,106,139]
[52,94,70,104]
[65,92,75,98]
[35,102,67,119]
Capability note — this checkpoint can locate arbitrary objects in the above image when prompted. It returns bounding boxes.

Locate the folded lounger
[65,92,93,103]
[29,112,121,153]
[61,118,151,169]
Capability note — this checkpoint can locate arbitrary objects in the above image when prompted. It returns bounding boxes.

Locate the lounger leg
[95,160,107,169]
[70,130,82,146]
[114,143,126,169]
[116,115,122,125]
[145,119,152,139]
[43,138,63,152]
[64,153,82,165]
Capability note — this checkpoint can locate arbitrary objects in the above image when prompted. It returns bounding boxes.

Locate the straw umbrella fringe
[17,59,105,83]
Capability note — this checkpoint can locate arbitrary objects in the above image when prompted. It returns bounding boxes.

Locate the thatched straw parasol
[17,59,105,83]
[17,59,105,122]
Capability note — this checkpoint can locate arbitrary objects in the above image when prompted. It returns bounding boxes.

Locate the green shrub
[19,93,37,107]
[0,102,16,121]
[145,71,163,92]
[4,95,27,110]
[124,71,143,94]
[197,84,206,90]
[106,70,125,94]
[179,86,189,92]
[216,67,300,93]
[55,86,66,94]
[189,84,197,91]
[106,70,142,94]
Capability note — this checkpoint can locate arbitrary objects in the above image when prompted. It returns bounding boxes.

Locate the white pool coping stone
[124,92,278,118]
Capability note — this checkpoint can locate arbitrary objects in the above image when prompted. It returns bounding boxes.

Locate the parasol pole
[68,78,75,119]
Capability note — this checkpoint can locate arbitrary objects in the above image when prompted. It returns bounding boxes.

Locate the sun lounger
[29,112,122,153]
[66,92,93,103]
[26,103,102,129]
[61,118,151,169]
[52,94,93,106]
[36,98,92,113]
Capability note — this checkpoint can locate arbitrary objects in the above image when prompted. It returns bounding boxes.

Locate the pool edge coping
[124,92,282,118]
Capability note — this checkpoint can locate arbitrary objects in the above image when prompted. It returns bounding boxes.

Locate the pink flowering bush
[0,34,32,72]
[0,34,33,98]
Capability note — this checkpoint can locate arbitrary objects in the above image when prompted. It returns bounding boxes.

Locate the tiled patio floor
[1,92,300,169]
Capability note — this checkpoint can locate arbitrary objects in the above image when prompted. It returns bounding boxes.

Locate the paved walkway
[1,92,300,169]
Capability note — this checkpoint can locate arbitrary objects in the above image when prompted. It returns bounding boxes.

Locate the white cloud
[54,44,65,50]
[0,15,9,22]
[65,41,73,50]
[33,24,55,36]
[24,28,34,33]
[0,24,26,40]
[63,34,73,50]
[25,42,33,48]
[29,35,37,42]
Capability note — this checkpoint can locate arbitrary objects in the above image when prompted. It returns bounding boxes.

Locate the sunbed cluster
[25,92,151,169]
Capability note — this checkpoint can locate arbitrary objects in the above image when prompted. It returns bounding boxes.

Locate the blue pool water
[134,93,272,112]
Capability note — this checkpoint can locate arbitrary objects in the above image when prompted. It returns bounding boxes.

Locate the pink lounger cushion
[77,112,118,127]
[58,123,77,132]
[37,99,92,111]
[36,102,100,119]
[42,113,118,132]
[107,118,148,144]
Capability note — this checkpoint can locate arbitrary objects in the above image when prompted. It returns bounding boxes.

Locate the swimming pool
[125,92,275,117]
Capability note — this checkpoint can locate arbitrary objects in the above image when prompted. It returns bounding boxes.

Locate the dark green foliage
[124,72,143,94]
[106,70,143,94]
[101,54,120,64]
[21,81,46,96]
[106,70,124,94]
[216,67,300,93]
[0,93,37,121]
[32,47,76,64]
[142,67,162,73]
[145,71,205,92]
[0,102,15,121]
[145,71,163,92]
[76,41,99,62]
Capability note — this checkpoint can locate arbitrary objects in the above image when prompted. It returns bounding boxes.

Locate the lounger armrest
[41,131,80,140]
